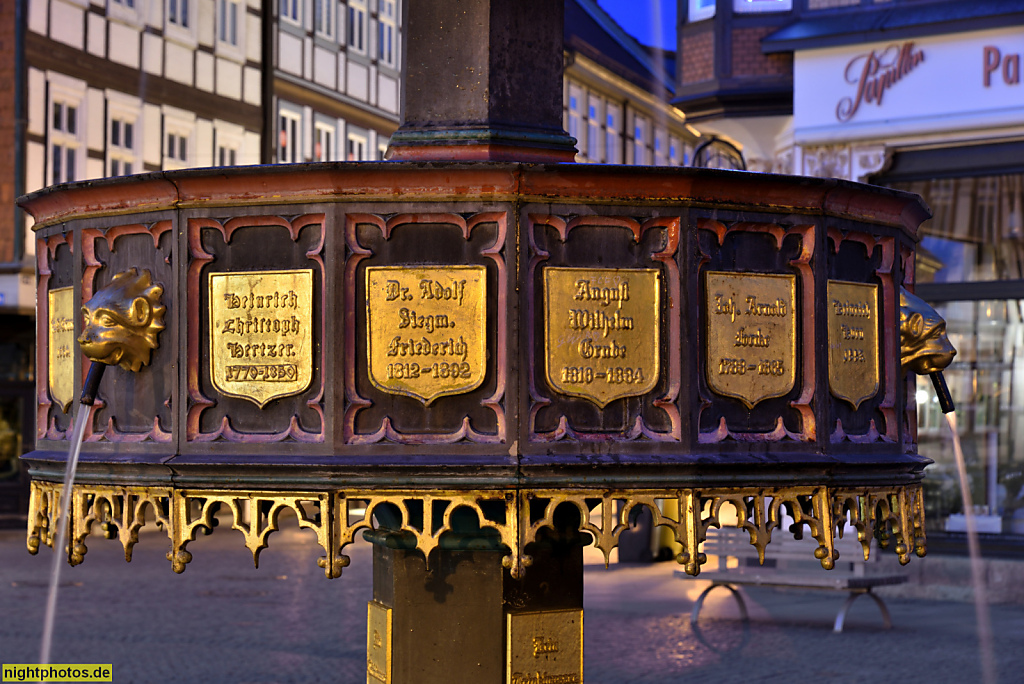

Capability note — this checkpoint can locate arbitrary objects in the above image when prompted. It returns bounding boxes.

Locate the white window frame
[669,135,682,166]
[377,0,396,67]
[215,120,244,167]
[166,0,198,46]
[280,0,301,26]
[162,109,195,170]
[216,0,245,58]
[733,0,792,13]
[278,105,302,163]
[586,98,602,163]
[605,104,620,165]
[633,116,649,166]
[654,127,668,166]
[107,0,144,26]
[47,77,86,186]
[688,0,716,22]
[567,84,583,152]
[314,0,334,39]
[106,95,141,178]
[378,138,389,160]
[313,119,335,161]
[346,127,368,161]
[347,0,367,54]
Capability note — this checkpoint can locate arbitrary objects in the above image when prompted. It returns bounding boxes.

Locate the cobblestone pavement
[2,526,1023,683]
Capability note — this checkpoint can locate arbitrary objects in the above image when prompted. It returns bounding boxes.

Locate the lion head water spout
[38,269,164,666]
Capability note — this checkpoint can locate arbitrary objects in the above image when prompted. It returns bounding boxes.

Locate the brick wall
[730,27,792,78]
[0,0,15,263]
[681,26,715,85]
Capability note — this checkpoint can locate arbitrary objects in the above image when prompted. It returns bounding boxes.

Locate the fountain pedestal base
[367,531,584,684]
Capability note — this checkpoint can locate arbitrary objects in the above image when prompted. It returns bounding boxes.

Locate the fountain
[18,2,957,682]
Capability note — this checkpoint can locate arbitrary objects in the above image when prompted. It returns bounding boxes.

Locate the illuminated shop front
[778,17,1024,538]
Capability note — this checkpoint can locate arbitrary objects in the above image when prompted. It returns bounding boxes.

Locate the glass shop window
[895,173,1024,537]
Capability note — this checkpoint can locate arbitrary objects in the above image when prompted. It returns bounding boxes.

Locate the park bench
[677,527,908,633]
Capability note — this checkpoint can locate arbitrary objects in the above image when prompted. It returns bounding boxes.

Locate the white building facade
[272,0,402,163]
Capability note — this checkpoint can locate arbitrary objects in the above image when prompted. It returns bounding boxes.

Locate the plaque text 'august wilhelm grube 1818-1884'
[544,267,660,408]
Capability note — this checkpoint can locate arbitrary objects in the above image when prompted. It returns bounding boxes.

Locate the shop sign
[836,42,925,123]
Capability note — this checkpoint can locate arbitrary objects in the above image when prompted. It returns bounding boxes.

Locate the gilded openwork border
[27,481,926,581]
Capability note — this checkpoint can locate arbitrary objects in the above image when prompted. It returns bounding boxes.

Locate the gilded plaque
[48,287,75,413]
[366,601,392,684]
[507,609,583,684]
[828,280,879,409]
[366,266,487,404]
[705,271,797,409]
[208,269,314,408]
[543,267,659,408]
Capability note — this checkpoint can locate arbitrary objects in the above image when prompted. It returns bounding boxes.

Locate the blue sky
[597,0,677,50]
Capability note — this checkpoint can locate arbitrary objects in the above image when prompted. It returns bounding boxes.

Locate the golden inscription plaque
[208,269,314,407]
[543,267,660,407]
[827,280,880,409]
[366,265,487,404]
[48,287,75,413]
[366,601,392,684]
[507,609,583,684]
[705,271,797,408]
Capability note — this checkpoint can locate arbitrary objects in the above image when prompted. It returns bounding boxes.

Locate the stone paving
[2,525,1023,683]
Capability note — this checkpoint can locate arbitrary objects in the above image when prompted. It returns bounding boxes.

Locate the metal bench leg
[833,589,893,633]
[691,582,749,629]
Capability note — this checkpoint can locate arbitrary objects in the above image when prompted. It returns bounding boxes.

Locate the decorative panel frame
[696,220,816,443]
[81,221,175,444]
[186,214,327,443]
[527,214,681,442]
[343,212,508,444]
[827,228,898,444]
[36,232,76,441]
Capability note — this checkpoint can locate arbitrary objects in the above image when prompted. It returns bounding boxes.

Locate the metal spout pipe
[930,371,955,415]
[80,362,106,407]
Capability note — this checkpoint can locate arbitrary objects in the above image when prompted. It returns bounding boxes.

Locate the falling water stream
[944,411,997,684]
[38,404,91,666]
